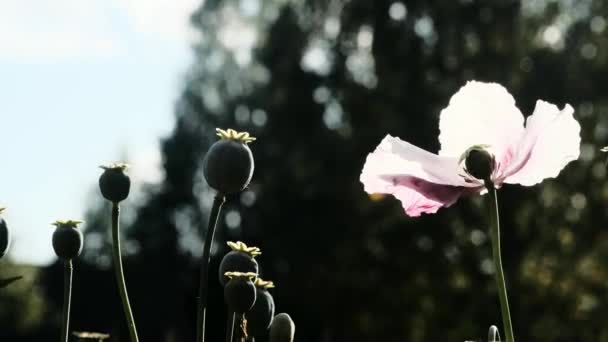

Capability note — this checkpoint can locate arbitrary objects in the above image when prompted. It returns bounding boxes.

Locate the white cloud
[0,0,200,62]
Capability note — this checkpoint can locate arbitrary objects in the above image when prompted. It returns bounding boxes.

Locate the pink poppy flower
[360,81,581,217]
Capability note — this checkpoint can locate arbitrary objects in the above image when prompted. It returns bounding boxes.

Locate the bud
[461,145,495,181]
[224,272,257,313]
[0,207,10,259]
[203,128,255,194]
[52,220,84,260]
[269,313,295,342]
[247,279,276,336]
[99,163,131,203]
[219,241,260,285]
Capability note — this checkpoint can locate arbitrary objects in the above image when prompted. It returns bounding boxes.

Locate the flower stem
[111,202,139,342]
[196,194,226,342]
[60,260,73,342]
[226,311,236,342]
[485,180,514,342]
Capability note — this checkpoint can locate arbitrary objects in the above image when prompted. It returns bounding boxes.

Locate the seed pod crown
[219,241,260,285]
[99,163,131,203]
[52,220,84,260]
[203,128,255,194]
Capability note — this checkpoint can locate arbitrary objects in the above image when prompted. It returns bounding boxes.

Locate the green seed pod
[269,313,295,342]
[203,128,255,194]
[461,145,495,181]
[219,241,260,286]
[247,279,276,336]
[224,272,257,313]
[99,163,131,203]
[52,220,84,260]
[0,207,10,259]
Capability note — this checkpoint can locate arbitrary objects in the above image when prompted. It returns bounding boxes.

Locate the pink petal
[360,135,478,216]
[503,101,580,186]
[438,81,525,166]
[390,178,467,217]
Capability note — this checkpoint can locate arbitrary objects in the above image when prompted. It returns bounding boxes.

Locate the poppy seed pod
[0,207,10,259]
[203,128,255,194]
[247,279,276,336]
[99,163,131,203]
[52,220,84,260]
[224,272,257,313]
[219,241,260,285]
[462,145,495,181]
[269,313,295,342]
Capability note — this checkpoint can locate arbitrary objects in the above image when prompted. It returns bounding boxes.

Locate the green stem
[485,180,514,342]
[60,260,73,342]
[196,194,226,342]
[111,202,139,342]
[226,311,235,342]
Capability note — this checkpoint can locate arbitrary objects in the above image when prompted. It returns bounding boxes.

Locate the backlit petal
[503,101,580,186]
[360,135,478,216]
[438,81,525,165]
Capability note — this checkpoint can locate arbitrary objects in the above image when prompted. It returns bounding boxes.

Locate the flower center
[460,145,495,181]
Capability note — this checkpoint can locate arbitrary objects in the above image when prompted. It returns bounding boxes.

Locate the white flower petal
[360,135,477,216]
[503,101,580,186]
[361,135,475,194]
[438,81,525,163]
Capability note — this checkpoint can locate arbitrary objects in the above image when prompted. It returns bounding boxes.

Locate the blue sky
[0,0,199,265]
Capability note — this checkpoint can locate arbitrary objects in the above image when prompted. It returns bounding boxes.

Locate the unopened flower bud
[203,128,255,194]
[224,272,257,313]
[99,163,131,203]
[0,207,10,259]
[462,145,495,181]
[247,279,276,336]
[269,313,295,342]
[219,241,260,285]
[52,220,84,260]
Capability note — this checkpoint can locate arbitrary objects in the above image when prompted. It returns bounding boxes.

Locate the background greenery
[3,0,608,341]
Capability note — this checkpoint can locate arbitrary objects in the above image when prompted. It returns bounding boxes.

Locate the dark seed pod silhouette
[99,163,131,203]
[247,279,276,336]
[224,272,257,313]
[52,220,84,260]
[461,145,495,181]
[269,313,295,342]
[219,241,260,285]
[0,207,10,259]
[203,128,255,194]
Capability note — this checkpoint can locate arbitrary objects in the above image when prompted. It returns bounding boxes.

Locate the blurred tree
[33,0,608,342]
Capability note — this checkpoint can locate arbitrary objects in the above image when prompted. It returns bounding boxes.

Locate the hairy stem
[112,202,139,342]
[196,194,226,342]
[485,181,514,342]
[60,260,73,342]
